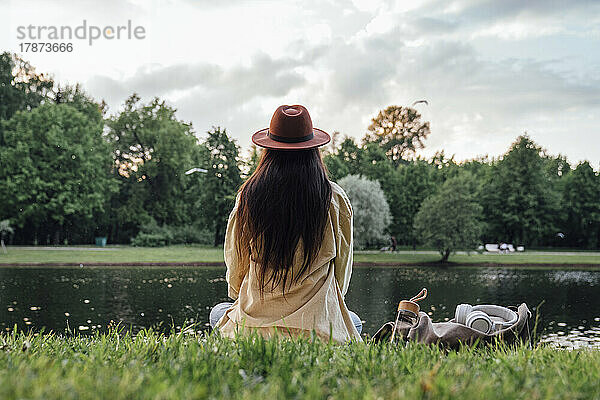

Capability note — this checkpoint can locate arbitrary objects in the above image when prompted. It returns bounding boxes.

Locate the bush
[131,232,169,247]
[338,175,391,249]
[170,225,212,245]
[131,218,213,247]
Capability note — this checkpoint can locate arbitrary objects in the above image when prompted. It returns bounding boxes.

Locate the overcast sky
[2,0,599,166]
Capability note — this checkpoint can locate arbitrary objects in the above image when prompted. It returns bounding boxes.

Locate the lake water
[1,266,599,349]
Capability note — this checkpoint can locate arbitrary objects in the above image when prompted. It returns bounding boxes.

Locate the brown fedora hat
[252,105,330,150]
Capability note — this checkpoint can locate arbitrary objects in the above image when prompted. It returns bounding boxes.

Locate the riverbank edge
[1,261,600,267]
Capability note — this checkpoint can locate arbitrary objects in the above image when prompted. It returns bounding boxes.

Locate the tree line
[324,129,599,250]
[0,52,599,249]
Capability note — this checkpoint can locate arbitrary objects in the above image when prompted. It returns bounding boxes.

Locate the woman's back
[216,182,361,342]
[210,105,361,342]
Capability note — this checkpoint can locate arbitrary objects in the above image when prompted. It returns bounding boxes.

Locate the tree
[0,52,54,122]
[199,127,242,246]
[364,105,430,165]
[429,150,460,185]
[323,136,436,247]
[322,130,343,156]
[0,103,116,244]
[337,137,365,175]
[338,175,391,249]
[544,154,571,182]
[244,144,262,178]
[387,160,438,246]
[0,53,55,149]
[561,161,600,249]
[54,83,107,123]
[323,137,365,182]
[459,156,493,181]
[323,153,349,182]
[107,94,200,241]
[414,173,484,262]
[359,142,396,183]
[479,135,560,246]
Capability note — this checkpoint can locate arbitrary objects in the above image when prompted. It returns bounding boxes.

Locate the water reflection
[0,266,598,349]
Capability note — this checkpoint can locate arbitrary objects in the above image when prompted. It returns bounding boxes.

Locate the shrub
[170,225,212,245]
[131,232,169,247]
[131,218,213,246]
[338,175,391,249]
[131,219,173,247]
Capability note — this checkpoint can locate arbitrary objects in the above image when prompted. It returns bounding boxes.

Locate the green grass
[1,245,600,266]
[0,245,224,264]
[354,251,600,265]
[0,329,598,399]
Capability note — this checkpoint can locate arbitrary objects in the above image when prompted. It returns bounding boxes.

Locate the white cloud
[2,0,599,167]
[471,19,565,40]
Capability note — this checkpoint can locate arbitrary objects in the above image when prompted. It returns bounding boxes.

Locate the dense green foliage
[0,53,241,246]
[106,94,206,242]
[0,330,598,399]
[480,136,560,246]
[325,136,600,249]
[0,103,116,244]
[199,127,242,246]
[414,174,484,261]
[1,52,599,249]
[562,161,600,248]
[0,53,54,123]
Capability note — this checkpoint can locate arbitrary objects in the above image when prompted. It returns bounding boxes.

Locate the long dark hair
[236,148,332,295]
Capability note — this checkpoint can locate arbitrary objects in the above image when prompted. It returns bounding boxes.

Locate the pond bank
[2,261,600,268]
[2,246,600,266]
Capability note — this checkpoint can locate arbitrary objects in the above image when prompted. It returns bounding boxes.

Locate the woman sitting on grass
[209,105,362,342]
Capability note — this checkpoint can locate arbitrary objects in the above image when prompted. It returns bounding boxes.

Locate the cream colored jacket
[215,182,362,342]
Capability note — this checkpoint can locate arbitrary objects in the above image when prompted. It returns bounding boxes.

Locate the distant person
[390,236,397,252]
[209,105,362,342]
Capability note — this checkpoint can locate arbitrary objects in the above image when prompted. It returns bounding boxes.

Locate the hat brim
[252,127,330,150]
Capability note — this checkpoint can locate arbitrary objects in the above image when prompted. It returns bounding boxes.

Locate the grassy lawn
[1,245,600,266]
[0,245,224,264]
[354,251,600,265]
[0,330,598,400]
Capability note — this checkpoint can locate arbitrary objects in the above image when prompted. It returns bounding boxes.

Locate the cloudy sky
[2,0,599,165]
